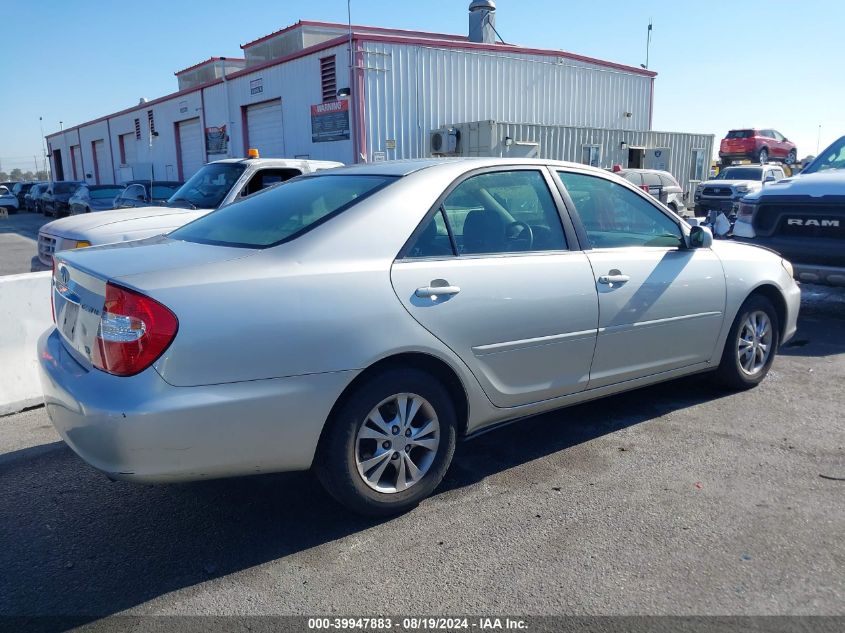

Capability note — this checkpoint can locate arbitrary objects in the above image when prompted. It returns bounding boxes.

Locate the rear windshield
[170,174,397,248]
[715,167,762,180]
[90,187,124,199]
[726,130,753,139]
[54,182,80,194]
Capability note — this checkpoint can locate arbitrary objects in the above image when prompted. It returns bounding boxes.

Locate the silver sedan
[39,158,800,515]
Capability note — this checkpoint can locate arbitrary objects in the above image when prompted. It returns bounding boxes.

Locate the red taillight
[91,282,178,377]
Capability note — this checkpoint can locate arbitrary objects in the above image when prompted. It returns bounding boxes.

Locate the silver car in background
[40,158,800,515]
[616,168,688,216]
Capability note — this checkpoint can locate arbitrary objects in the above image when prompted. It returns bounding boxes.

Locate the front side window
[171,174,396,248]
[151,184,179,199]
[557,171,682,249]
[406,170,567,258]
[90,187,124,199]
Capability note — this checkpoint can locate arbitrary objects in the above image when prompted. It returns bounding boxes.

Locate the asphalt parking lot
[0,285,843,625]
[0,210,50,274]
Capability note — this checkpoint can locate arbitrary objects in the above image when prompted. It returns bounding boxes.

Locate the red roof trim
[174,56,245,76]
[240,19,467,49]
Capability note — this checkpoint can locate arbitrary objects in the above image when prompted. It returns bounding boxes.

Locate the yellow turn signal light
[247,148,260,159]
[74,241,91,249]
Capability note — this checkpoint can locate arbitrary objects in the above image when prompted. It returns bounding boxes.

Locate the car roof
[307,157,615,178]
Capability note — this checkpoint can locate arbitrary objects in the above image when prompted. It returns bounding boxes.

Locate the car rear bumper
[38,327,356,482]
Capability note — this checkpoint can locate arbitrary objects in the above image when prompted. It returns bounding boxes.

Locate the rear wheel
[757,147,769,164]
[315,368,457,516]
[715,294,780,390]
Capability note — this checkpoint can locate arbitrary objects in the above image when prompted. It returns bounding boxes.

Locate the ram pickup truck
[36,156,342,268]
[733,135,845,286]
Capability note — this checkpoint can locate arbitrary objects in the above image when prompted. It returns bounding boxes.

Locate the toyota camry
[39,158,800,515]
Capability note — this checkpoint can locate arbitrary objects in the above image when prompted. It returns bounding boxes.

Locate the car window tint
[414,170,567,257]
[405,208,455,258]
[171,174,396,248]
[557,171,683,249]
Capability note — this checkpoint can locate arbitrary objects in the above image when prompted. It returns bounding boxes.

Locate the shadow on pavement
[0,374,730,627]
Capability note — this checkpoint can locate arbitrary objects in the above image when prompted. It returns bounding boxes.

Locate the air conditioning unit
[430,127,460,156]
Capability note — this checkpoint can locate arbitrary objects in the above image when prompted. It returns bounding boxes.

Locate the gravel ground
[0,286,842,626]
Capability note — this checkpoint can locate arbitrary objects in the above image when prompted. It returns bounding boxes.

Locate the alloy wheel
[737,310,773,376]
[355,393,440,494]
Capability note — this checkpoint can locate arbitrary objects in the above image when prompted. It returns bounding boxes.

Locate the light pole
[816,125,822,154]
[641,20,653,69]
[39,116,50,180]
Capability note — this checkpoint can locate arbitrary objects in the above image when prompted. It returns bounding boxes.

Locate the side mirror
[689,225,713,249]
[764,175,776,183]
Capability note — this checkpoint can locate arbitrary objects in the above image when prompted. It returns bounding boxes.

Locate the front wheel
[315,368,457,515]
[785,149,797,165]
[715,294,780,390]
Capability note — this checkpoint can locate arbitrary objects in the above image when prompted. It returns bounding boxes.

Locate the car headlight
[74,240,91,249]
[781,258,794,278]
[735,185,749,193]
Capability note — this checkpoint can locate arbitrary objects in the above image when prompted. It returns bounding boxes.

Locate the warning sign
[311,100,350,143]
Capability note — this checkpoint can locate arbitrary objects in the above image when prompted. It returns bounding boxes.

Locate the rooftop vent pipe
[468,0,496,44]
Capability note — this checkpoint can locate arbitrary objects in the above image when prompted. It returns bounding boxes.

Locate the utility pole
[642,19,653,69]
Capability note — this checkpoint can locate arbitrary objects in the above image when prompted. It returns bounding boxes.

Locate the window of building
[581,144,601,167]
[320,56,337,103]
[690,148,706,181]
[557,171,682,249]
[406,170,568,258]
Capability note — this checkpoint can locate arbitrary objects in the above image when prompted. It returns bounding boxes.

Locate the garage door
[246,100,285,157]
[71,145,83,181]
[177,118,204,179]
[92,140,112,184]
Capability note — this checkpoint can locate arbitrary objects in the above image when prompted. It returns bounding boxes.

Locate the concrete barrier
[0,271,52,416]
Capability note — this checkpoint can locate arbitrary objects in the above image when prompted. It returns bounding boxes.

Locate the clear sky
[1,0,841,172]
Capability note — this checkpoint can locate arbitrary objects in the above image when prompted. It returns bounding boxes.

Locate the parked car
[0,181,16,192]
[69,184,126,214]
[41,181,84,217]
[694,164,787,219]
[113,180,183,209]
[26,183,48,212]
[719,129,797,166]
[36,156,342,267]
[733,135,845,286]
[0,186,18,214]
[615,168,687,215]
[11,181,37,209]
[41,158,800,515]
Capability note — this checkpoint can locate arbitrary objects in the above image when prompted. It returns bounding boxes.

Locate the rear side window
[726,130,753,139]
[171,174,396,248]
[642,173,662,187]
[659,173,679,187]
[406,170,567,258]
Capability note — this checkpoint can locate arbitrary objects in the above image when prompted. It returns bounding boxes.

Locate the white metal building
[45,2,713,193]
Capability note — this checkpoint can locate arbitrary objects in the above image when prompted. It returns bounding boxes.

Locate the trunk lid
[52,238,255,366]
[41,206,208,239]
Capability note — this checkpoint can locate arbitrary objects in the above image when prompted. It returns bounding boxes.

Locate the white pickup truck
[35,157,342,268]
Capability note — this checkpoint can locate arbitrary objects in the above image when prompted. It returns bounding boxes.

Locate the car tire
[785,149,797,165]
[315,368,458,516]
[757,147,769,164]
[715,294,780,390]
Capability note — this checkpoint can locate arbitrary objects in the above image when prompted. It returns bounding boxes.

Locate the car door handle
[597,274,630,285]
[415,284,461,298]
